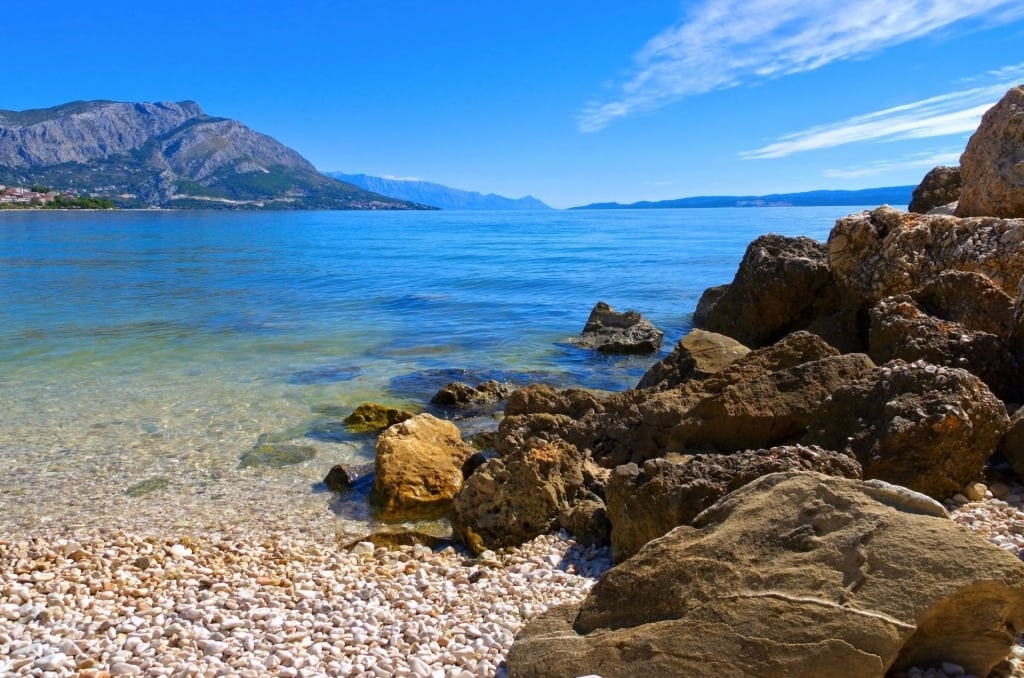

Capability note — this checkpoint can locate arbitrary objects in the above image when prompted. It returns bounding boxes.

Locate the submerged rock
[239,442,317,469]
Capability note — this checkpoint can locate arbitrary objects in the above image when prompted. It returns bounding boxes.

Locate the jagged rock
[696,234,841,347]
[828,206,1024,307]
[868,294,1017,401]
[343,402,415,433]
[909,165,961,214]
[805,360,1010,499]
[671,353,876,453]
[508,472,1024,678]
[912,270,1016,337]
[692,284,727,326]
[1002,407,1024,482]
[957,85,1024,218]
[558,498,611,547]
[636,329,749,390]
[451,440,585,554]
[369,414,475,521]
[495,332,848,468]
[573,302,663,354]
[430,379,514,408]
[605,446,862,562]
[323,463,374,493]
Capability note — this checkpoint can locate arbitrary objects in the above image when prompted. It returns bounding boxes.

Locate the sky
[4,1,1024,208]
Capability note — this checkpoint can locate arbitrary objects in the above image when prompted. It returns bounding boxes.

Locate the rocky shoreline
[5,84,1024,677]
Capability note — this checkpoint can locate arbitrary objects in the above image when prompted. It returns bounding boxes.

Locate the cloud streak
[740,62,1024,158]
[823,149,963,179]
[578,1,1024,132]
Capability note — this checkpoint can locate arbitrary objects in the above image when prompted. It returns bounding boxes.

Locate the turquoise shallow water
[0,207,862,538]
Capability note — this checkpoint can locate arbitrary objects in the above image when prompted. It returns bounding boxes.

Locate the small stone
[109,663,142,675]
[964,483,987,502]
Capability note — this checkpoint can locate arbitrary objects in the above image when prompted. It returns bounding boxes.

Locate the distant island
[571,186,916,210]
[327,172,551,210]
[0,100,430,210]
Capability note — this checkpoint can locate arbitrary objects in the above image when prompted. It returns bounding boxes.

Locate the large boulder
[494,332,850,468]
[369,414,475,521]
[957,85,1024,218]
[868,294,1017,401]
[450,440,585,553]
[696,234,841,347]
[672,353,876,453]
[508,472,1024,678]
[573,301,663,354]
[804,360,1010,499]
[908,165,961,214]
[828,206,1024,308]
[636,328,749,390]
[605,446,861,562]
[912,270,1016,338]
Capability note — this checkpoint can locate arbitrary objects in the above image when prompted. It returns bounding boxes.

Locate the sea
[0,207,868,540]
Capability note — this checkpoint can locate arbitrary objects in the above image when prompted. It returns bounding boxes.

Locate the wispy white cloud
[823,149,963,179]
[578,1,1024,132]
[741,62,1024,158]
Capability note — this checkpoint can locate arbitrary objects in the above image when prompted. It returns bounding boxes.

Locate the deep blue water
[0,207,868,534]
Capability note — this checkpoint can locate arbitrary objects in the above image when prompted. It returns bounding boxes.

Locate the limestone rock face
[636,328,749,390]
[957,85,1024,218]
[868,295,1018,401]
[908,165,961,214]
[508,472,1024,678]
[450,440,584,553]
[805,361,1009,499]
[605,446,861,562]
[369,414,475,521]
[696,234,841,347]
[828,206,1024,307]
[573,301,663,354]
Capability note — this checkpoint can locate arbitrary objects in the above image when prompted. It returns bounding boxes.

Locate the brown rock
[957,85,1024,218]
[805,360,1010,499]
[450,440,584,553]
[573,301,664,354]
[909,165,961,214]
[605,446,861,562]
[559,498,611,547]
[323,463,373,492]
[508,472,1024,678]
[912,270,1016,338]
[1002,406,1024,482]
[696,234,841,347]
[430,379,514,409]
[343,402,415,433]
[636,328,749,390]
[868,293,1018,401]
[369,414,475,521]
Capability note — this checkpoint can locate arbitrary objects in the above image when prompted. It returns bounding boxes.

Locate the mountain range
[326,172,551,210]
[571,186,916,210]
[0,101,425,209]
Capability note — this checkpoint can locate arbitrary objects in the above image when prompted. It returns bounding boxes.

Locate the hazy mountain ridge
[0,101,425,209]
[572,186,916,209]
[328,172,551,210]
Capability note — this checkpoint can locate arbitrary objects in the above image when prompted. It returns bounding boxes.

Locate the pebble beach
[1,480,1023,678]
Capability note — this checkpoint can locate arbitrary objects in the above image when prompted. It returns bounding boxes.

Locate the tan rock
[508,472,1024,678]
[636,328,749,390]
[828,206,1024,307]
[370,413,474,521]
[957,85,1024,218]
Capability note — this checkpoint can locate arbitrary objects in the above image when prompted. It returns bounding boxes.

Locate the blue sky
[5,1,1024,208]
